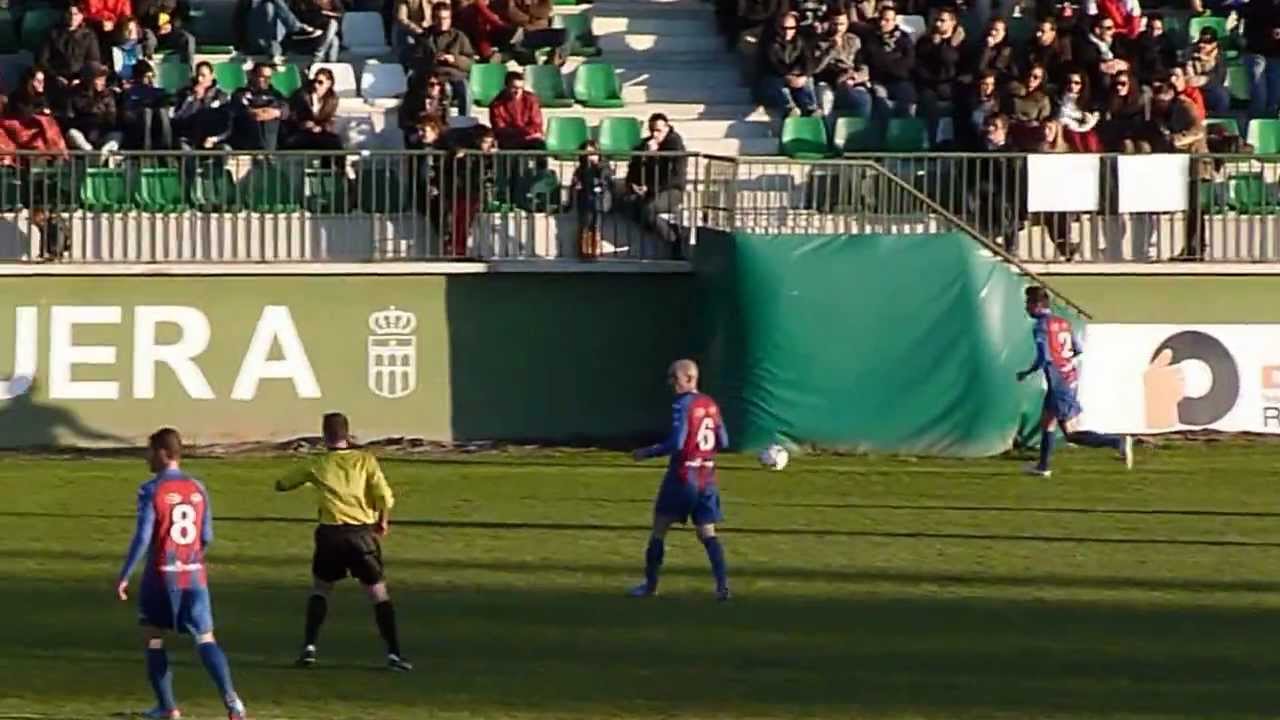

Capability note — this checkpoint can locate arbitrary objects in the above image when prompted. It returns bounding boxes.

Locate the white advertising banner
[1077,324,1280,434]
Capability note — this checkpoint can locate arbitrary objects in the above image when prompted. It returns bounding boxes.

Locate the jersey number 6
[695,417,717,452]
[169,503,199,546]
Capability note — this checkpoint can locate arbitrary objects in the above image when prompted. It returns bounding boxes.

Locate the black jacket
[863,28,913,83]
[626,129,687,194]
[762,31,813,77]
[1243,0,1280,57]
[38,26,101,80]
[913,33,961,96]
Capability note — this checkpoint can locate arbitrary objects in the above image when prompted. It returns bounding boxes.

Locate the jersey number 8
[695,417,717,452]
[169,503,199,546]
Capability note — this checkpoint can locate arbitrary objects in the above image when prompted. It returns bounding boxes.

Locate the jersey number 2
[169,503,198,546]
[695,417,717,452]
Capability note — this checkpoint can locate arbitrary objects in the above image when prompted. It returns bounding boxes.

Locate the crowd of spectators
[723,0,1280,153]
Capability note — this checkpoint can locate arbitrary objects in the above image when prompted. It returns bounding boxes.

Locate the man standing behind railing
[1153,80,1210,261]
[618,113,687,259]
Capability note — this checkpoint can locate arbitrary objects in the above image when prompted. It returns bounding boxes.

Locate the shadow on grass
[6,578,1280,719]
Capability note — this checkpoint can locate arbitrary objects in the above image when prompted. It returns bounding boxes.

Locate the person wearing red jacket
[1086,0,1141,40]
[488,70,544,149]
[456,0,515,62]
[81,0,133,34]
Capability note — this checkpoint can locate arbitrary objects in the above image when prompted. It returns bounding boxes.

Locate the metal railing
[2,149,1278,264]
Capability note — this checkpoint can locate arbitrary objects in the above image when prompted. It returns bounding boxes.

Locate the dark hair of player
[1025,286,1050,305]
[149,427,183,459]
[322,412,350,445]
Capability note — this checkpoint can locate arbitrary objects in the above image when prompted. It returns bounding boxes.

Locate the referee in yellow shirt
[275,412,412,672]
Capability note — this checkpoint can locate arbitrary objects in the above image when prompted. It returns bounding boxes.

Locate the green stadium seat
[470,62,507,108]
[834,116,880,153]
[189,165,239,211]
[0,166,22,211]
[555,11,600,57]
[1198,180,1227,213]
[525,64,574,108]
[213,61,247,92]
[1205,117,1240,137]
[573,63,625,109]
[134,167,186,212]
[885,117,929,152]
[304,168,351,213]
[545,116,589,158]
[272,64,303,97]
[157,61,190,93]
[1226,62,1250,103]
[357,164,405,213]
[780,116,831,159]
[1187,16,1228,43]
[196,44,237,55]
[242,162,302,212]
[596,116,642,157]
[20,8,61,53]
[552,0,578,5]
[0,11,19,54]
[80,167,133,212]
[1228,174,1280,214]
[1248,119,1280,155]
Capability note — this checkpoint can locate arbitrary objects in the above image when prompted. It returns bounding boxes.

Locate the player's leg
[351,528,411,671]
[1029,396,1057,477]
[298,526,343,666]
[694,488,729,600]
[142,629,180,719]
[629,513,677,597]
[183,590,247,719]
[1062,412,1132,468]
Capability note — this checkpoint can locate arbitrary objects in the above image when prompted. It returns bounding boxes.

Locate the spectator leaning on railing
[229,62,289,152]
[1150,80,1209,261]
[618,113,687,257]
[171,61,232,150]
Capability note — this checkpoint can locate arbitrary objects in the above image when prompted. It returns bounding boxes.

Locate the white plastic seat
[311,62,359,98]
[341,12,392,57]
[899,14,927,37]
[360,61,407,105]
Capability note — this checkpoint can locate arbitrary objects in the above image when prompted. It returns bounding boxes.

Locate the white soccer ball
[758,444,789,471]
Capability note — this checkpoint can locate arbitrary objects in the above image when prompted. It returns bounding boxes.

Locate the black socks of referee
[304,594,327,647]
[374,600,401,657]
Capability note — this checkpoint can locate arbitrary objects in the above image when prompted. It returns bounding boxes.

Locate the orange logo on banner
[1263,366,1280,389]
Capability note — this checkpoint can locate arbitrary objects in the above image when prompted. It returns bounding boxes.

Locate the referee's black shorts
[312,524,384,585]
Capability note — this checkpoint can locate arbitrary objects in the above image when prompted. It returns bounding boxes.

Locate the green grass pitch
[3,443,1280,720]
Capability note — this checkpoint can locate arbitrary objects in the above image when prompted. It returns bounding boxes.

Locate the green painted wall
[1048,276,1280,322]
[0,274,692,447]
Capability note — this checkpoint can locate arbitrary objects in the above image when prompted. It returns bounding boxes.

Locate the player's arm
[367,457,395,536]
[196,480,214,548]
[274,464,315,492]
[717,417,730,451]
[1017,326,1050,381]
[116,486,156,600]
[633,399,688,461]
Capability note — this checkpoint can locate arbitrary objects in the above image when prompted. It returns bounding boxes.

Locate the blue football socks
[196,641,237,710]
[145,647,177,711]
[1067,431,1124,451]
[701,536,728,592]
[644,536,665,591]
[1038,429,1054,471]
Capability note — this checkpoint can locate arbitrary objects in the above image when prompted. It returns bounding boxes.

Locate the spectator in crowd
[119,59,173,149]
[1084,0,1141,41]
[489,71,544,149]
[572,138,612,259]
[913,7,962,139]
[618,113,686,256]
[171,61,232,150]
[399,71,452,139]
[408,2,476,116]
[66,63,122,156]
[969,18,1016,87]
[490,0,566,65]
[1004,62,1052,148]
[967,113,1023,253]
[1134,13,1177,85]
[405,112,444,150]
[291,0,343,62]
[1168,66,1204,120]
[1,67,70,155]
[734,0,787,84]
[132,0,174,32]
[955,69,1001,148]
[759,12,818,116]
[811,8,872,119]
[38,6,101,110]
[1185,27,1229,118]
[283,68,342,151]
[245,0,323,61]
[864,5,916,117]
[150,11,194,62]
[229,62,288,151]
[446,125,498,257]
[1076,16,1130,96]
[1151,80,1208,260]
[1098,69,1151,152]
[110,16,154,85]
[1020,17,1072,90]
[82,0,133,37]
[394,0,432,53]
[795,0,829,29]
[1242,0,1280,119]
[456,0,515,62]
[1055,69,1102,151]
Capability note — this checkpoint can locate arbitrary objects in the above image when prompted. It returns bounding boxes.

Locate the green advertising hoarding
[0,273,692,447]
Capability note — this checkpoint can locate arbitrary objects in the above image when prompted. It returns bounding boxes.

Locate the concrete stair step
[684,137,779,156]
[593,16,717,35]
[621,83,750,104]
[611,66,744,89]
[598,33,722,54]
[542,103,769,122]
